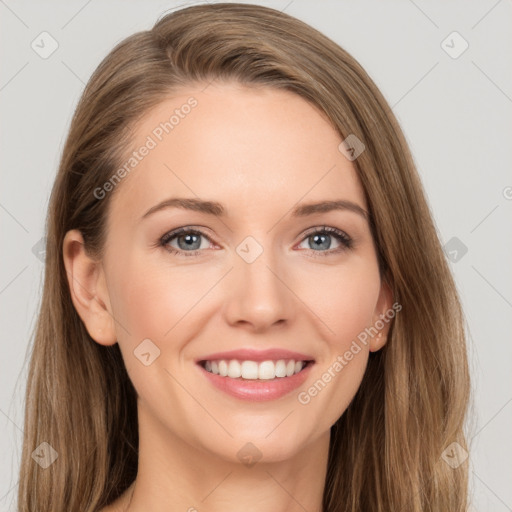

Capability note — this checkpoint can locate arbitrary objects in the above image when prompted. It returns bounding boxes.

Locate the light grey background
[1,1,511,510]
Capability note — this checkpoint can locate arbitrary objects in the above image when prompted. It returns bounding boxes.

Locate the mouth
[197,357,315,402]
[198,358,315,381]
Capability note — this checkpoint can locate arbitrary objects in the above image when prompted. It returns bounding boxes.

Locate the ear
[369,273,394,352]
[62,229,117,346]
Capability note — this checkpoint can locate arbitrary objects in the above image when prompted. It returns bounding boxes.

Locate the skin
[63,81,392,512]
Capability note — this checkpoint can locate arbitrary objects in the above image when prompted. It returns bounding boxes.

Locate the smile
[197,359,315,402]
[201,358,312,380]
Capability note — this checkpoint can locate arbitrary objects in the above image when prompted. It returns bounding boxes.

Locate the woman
[17,3,471,511]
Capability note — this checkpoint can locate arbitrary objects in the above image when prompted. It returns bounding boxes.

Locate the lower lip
[197,362,314,402]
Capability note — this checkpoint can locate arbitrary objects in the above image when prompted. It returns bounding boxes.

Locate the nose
[222,247,296,333]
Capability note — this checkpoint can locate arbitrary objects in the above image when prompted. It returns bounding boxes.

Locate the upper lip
[196,348,315,363]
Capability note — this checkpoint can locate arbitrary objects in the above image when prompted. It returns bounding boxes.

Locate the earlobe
[62,229,117,346]
[369,274,394,352]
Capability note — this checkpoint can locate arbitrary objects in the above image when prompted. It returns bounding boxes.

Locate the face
[68,81,392,464]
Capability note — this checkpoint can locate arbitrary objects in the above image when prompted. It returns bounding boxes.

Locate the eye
[296,226,353,257]
[159,227,213,257]
[158,225,353,258]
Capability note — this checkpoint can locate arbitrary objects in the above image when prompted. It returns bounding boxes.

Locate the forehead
[108,82,367,224]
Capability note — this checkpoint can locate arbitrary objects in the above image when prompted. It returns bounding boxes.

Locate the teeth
[241,360,258,379]
[227,360,241,378]
[202,359,308,380]
[219,360,228,377]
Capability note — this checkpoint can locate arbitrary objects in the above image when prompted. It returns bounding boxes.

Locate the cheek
[107,257,208,398]
[111,263,202,341]
[298,259,381,349]
[107,251,225,383]
[301,264,380,425]
[295,272,377,429]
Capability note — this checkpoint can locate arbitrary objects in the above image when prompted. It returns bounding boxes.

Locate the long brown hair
[17,3,472,510]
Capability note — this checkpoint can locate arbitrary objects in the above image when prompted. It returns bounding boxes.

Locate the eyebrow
[141,197,369,221]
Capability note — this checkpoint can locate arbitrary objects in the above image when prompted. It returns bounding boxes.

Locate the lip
[195,348,315,364]
[197,360,315,402]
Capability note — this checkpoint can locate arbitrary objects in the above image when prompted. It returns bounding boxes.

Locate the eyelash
[158,226,353,258]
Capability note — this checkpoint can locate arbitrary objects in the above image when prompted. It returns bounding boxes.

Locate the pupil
[179,233,200,250]
[312,234,330,250]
